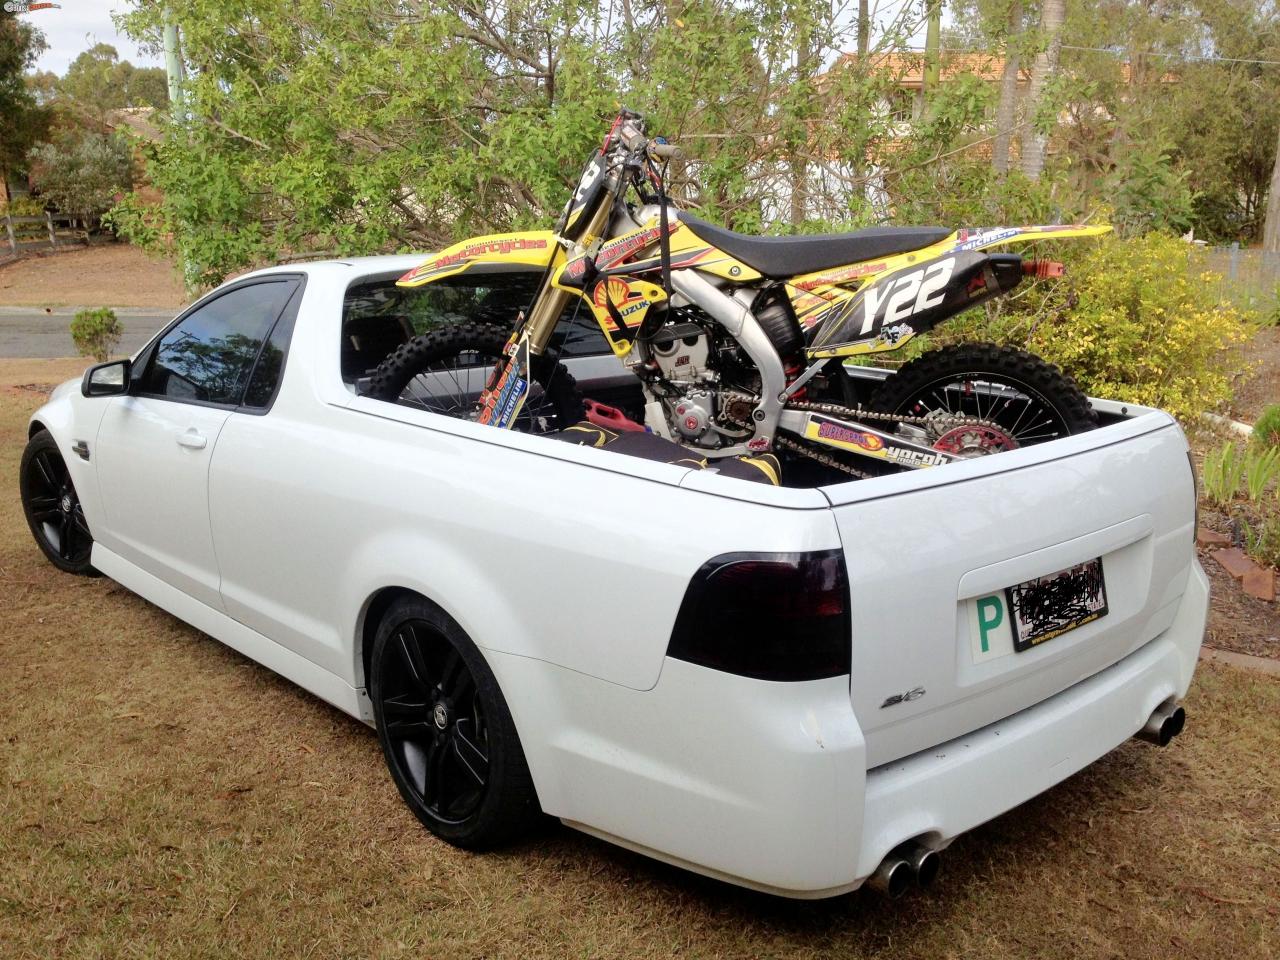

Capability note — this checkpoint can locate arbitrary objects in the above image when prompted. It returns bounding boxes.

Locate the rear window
[340,272,607,383]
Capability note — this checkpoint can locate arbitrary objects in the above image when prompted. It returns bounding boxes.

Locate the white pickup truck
[21,254,1206,899]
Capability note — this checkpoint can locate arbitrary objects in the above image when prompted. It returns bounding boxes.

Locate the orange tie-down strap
[552,423,781,486]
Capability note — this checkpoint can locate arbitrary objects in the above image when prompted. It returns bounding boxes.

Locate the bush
[70,308,123,362]
[1254,404,1280,449]
[935,233,1252,421]
[27,132,133,223]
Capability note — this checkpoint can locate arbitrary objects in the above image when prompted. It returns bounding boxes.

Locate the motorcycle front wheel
[868,342,1097,452]
[365,321,584,434]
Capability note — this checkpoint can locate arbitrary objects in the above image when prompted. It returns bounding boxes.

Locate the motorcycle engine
[636,314,759,448]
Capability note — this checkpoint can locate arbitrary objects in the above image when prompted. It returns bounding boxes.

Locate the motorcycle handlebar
[649,141,682,160]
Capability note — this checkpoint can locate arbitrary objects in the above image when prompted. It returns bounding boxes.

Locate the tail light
[667,550,851,681]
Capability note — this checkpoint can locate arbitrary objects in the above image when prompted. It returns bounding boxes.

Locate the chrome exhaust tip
[901,840,941,889]
[1135,702,1186,747]
[867,854,913,899]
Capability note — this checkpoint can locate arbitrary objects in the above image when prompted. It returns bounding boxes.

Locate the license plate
[1007,558,1108,651]
[969,558,1108,661]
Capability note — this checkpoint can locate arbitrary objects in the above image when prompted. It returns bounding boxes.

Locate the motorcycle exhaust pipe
[867,853,913,899]
[1135,702,1186,747]
[901,840,941,889]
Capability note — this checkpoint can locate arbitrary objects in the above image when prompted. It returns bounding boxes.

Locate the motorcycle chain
[720,391,1008,479]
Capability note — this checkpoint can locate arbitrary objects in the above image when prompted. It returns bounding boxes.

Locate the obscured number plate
[1005,557,1108,652]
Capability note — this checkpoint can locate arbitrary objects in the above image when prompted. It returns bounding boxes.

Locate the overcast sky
[19,0,930,78]
[20,1,161,75]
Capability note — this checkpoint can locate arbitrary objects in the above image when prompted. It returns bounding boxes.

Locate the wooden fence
[3,212,91,256]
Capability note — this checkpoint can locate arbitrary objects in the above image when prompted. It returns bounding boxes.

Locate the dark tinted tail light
[667,550,851,681]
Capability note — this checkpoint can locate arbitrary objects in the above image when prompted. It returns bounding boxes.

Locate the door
[94,279,300,609]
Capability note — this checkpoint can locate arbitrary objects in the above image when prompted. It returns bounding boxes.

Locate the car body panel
[25,254,1204,898]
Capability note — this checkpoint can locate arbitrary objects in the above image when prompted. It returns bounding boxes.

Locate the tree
[0,16,50,201]
[1264,124,1280,252]
[1019,0,1063,180]
[27,131,134,222]
[60,43,169,116]
[991,0,1022,175]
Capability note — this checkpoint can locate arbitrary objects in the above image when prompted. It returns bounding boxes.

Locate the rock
[1242,567,1276,602]
[1197,528,1231,547]
[1213,547,1255,580]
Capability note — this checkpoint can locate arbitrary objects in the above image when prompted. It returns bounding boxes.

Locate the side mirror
[81,359,132,398]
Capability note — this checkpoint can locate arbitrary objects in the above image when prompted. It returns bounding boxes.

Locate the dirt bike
[369,109,1108,479]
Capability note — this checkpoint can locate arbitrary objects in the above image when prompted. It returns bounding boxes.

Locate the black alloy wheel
[20,430,97,575]
[370,596,539,849]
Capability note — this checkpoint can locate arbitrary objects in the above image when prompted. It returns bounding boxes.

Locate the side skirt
[91,543,368,724]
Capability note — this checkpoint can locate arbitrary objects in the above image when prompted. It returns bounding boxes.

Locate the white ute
[21,255,1206,899]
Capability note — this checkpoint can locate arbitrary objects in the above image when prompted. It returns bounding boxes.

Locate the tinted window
[243,291,300,409]
[340,273,607,383]
[141,282,297,405]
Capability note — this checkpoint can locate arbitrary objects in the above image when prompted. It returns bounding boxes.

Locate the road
[0,306,176,359]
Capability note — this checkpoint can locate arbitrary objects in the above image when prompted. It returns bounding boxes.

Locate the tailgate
[830,416,1196,767]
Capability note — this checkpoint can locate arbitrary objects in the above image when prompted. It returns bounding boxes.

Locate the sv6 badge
[880,686,926,709]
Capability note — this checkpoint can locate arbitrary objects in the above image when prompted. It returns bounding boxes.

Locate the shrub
[1243,446,1280,502]
[70,308,123,362]
[935,234,1253,421]
[1241,515,1280,569]
[1202,441,1244,507]
[1254,404,1280,449]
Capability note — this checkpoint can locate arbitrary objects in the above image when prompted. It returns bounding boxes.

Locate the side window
[140,281,297,405]
[242,290,300,409]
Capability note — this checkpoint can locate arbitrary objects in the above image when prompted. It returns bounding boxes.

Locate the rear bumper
[856,559,1207,881]
[494,562,1208,899]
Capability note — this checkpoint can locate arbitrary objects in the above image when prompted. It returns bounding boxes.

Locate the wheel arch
[353,581,547,811]
[29,418,50,439]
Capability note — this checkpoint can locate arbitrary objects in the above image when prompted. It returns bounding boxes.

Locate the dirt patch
[1200,546,1280,658]
[2,364,1279,959]
[1231,325,1280,423]
[0,244,185,309]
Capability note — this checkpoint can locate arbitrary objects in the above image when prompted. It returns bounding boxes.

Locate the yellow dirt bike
[371,109,1109,478]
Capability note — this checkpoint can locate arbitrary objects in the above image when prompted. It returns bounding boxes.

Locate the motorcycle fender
[397,231,557,288]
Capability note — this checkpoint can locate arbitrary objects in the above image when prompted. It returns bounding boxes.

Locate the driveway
[0,306,174,359]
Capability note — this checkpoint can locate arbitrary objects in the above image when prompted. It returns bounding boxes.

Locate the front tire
[370,596,540,850]
[20,430,98,576]
[366,322,583,434]
[869,343,1097,447]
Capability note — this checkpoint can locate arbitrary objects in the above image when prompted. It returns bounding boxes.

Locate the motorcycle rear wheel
[868,342,1097,449]
[366,322,584,434]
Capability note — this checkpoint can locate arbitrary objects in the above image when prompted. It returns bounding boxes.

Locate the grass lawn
[1,362,1277,959]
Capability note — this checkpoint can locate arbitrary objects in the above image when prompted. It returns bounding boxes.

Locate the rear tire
[869,342,1097,445]
[366,322,583,434]
[370,596,540,850]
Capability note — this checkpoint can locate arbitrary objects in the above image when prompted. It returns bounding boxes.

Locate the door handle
[176,428,208,450]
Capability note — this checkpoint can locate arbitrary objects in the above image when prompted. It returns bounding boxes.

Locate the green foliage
[59,43,168,116]
[1244,445,1280,502]
[1107,143,1196,237]
[936,234,1252,420]
[0,16,50,183]
[70,308,123,362]
[1253,405,1280,449]
[27,132,133,221]
[1240,515,1280,570]
[1202,442,1244,508]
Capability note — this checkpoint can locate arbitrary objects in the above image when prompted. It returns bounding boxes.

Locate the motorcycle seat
[675,211,952,279]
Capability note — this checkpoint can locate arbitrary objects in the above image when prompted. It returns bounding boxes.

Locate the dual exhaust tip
[868,840,939,899]
[870,702,1186,898]
[1135,701,1186,747]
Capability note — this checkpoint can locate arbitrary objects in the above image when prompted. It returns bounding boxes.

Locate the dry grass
[0,245,185,309]
[1,370,1278,959]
